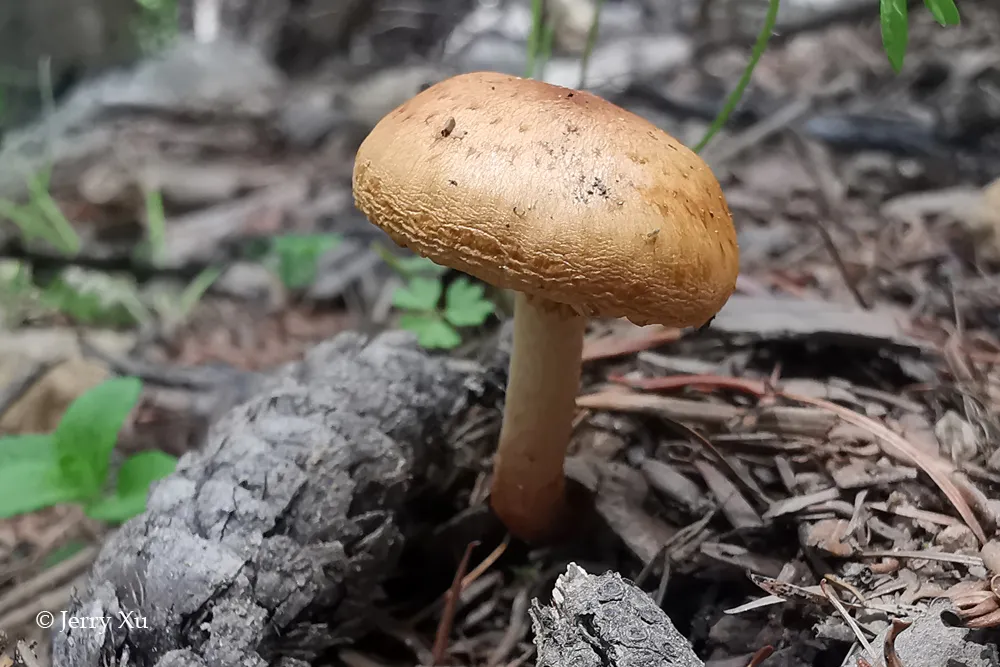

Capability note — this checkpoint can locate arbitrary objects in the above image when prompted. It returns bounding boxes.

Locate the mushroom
[352,71,739,543]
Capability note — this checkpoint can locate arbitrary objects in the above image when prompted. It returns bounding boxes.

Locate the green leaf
[0,460,89,519]
[392,277,443,312]
[84,450,177,523]
[923,0,960,25]
[177,265,222,318]
[40,277,140,327]
[143,189,167,265]
[53,377,143,496]
[26,171,81,257]
[694,0,780,153]
[271,233,342,289]
[398,312,462,349]
[880,0,909,73]
[84,492,149,523]
[443,278,495,327]
[0,434,56,465]
[116,450,177,497]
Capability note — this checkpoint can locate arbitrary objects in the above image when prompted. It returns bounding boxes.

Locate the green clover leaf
[271,233,342,289]
[392,277,443,311]
[398,312,462,349]
[444,277,495,327]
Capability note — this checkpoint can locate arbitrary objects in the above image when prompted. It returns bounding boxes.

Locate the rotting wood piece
[531,563,703,667]
[52,331,498,667]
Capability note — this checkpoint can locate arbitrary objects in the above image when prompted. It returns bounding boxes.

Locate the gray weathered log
[52,330,498,667]
[531,564,703,667]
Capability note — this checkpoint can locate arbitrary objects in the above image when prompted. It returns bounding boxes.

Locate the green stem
[578,0,606,89]
[693,0,781,154]
[525,0,547,79]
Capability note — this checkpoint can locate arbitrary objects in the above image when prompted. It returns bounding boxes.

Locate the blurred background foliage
[0,0,177,131]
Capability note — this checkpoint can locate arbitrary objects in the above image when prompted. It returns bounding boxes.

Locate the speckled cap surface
[353,71,739,327]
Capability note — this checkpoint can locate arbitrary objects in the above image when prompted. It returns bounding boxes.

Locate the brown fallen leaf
[606,374,987,544]
[806,519,854,558]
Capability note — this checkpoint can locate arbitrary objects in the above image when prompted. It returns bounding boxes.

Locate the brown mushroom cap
[353,71,739,327]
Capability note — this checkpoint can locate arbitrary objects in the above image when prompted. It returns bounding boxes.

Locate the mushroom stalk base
[490,292,586,543]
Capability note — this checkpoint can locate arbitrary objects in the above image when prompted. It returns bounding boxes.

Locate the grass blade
[693,0,781,153]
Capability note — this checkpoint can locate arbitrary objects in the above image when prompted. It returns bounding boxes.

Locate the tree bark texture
[531,564,703,667]
[52,331,498,667]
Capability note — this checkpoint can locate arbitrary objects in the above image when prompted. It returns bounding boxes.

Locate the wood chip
[804,518,854,557]
[763,487,841,520]
[707,294,925,350]
[576,391,837,436]
[640,458,711,515]
[829,460,919,490]
[693,460,763,530]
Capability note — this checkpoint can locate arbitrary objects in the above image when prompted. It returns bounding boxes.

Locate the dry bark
[52,330,499,667]
[531,564,703,667]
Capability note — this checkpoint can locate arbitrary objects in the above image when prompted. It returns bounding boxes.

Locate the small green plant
[525,0,557,79]
[392,275,496,349]
[689,0,960,149]
[250,233,343,290]
[552,0,961,155]
[42,267,150,326]
[273,233,342,289]
[880,0,960,72]
[0,261,151,328]
[0,377,177,523]
[0,174,227,329]
[0,167,81,256]
[374,245,495,349]
[138,189,167,266]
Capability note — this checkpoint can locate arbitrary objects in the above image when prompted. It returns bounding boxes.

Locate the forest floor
[1,1,1000,666]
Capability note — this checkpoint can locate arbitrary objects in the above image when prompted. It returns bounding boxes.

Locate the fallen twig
[821,579,876,661]
[431,540,479,666]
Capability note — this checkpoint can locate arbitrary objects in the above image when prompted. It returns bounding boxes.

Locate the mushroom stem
[490,291,586,542]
